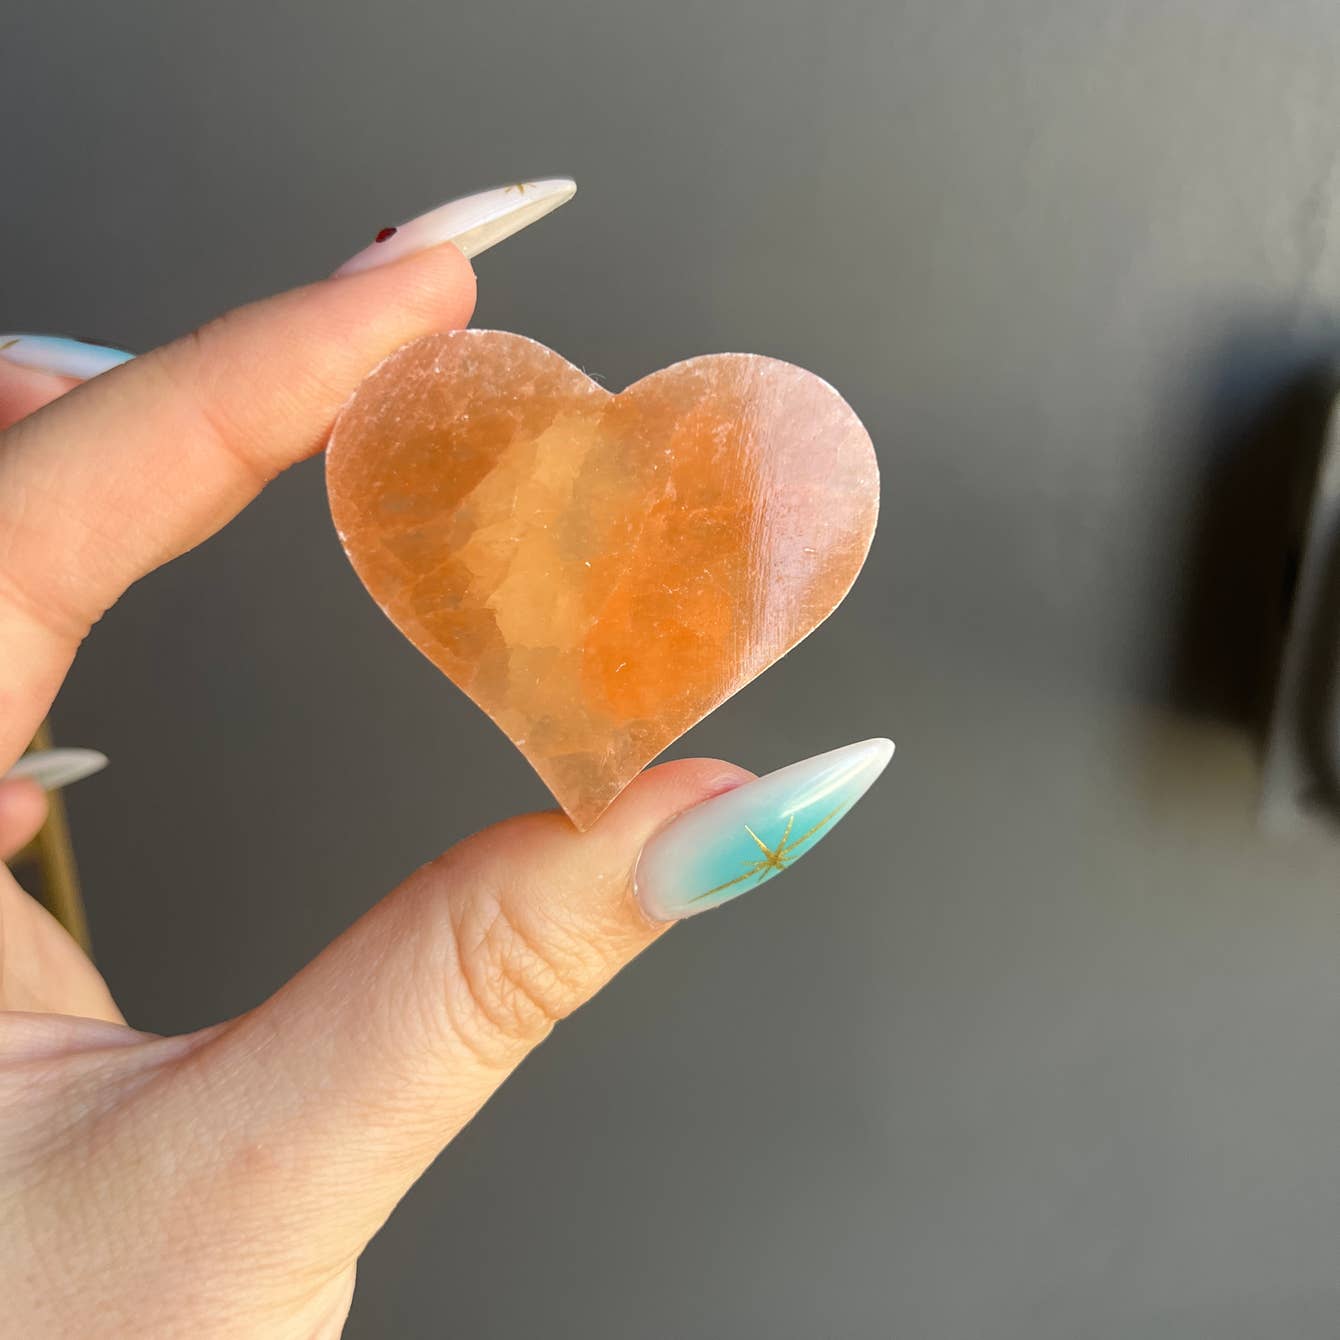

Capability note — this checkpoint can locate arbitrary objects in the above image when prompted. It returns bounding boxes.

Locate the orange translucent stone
[327,331,879,829]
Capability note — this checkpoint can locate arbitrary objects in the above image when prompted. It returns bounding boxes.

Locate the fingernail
[635,738,894,922]
[335,177,577,276]
[0,334,133,380]
[5,748,109,791]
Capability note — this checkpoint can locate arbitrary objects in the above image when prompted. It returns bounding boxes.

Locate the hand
[0,199,888,1336]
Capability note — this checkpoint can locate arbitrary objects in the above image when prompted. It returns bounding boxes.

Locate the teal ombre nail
[635,739,894,921]
[0,334,133,380]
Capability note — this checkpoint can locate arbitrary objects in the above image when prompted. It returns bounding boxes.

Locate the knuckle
[440,879,597,1067]
[146,316,276,488]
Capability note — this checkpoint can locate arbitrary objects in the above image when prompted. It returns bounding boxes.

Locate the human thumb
[157,740,890,1272]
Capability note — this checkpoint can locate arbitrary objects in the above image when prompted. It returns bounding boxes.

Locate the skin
[0,244,753,1337]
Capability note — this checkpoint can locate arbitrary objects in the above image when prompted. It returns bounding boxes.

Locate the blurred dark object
[1260,375,1340,832]
[12,721,92,953]
[1171,354,1339,730]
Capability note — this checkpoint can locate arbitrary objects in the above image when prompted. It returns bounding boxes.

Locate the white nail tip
[5,748,109,792]
[335,178,577,275]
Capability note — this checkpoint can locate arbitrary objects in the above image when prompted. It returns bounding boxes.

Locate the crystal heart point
[327,331,879,829]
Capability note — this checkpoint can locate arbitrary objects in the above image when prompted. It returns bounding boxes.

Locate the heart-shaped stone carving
[327,330,878,829]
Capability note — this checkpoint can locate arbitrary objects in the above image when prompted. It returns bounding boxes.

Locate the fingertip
[0,360,81,428]
[327,237,478,329]
[557,759,759,915]
[434,758,756,934]
[598,757,757,836]
[0,778,49,860]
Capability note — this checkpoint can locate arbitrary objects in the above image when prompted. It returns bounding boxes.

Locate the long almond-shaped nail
[0,334,133,380]
[335,177,577,276]
[5,748,109,791]
[635,739,894,922]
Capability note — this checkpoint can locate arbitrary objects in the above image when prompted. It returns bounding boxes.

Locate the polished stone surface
[327,331,878,827]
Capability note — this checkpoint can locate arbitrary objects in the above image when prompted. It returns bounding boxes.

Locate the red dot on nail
[375,226,398,244]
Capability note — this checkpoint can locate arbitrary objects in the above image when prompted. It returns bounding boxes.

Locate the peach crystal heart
[327,331,879,829]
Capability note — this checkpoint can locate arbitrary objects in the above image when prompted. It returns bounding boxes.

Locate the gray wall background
[7,1,1340,1335]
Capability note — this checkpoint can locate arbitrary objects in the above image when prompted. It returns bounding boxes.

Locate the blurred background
[7,1,1340,1335]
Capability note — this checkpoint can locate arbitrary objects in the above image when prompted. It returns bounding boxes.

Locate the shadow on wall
[1169,329,1340,745]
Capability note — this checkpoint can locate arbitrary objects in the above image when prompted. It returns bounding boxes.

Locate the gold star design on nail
[503,182,531,195]
[690,803,849,902]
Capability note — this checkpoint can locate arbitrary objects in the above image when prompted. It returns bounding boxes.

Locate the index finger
[0,242,476,766]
